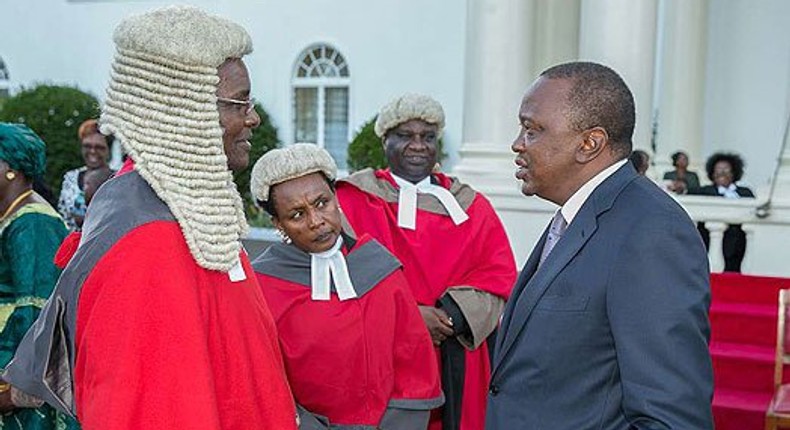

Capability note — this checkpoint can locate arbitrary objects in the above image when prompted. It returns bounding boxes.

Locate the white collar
[310,236,357,301]
[391,173,469,230]
[391,173,432,189]
[561,159,628,225]
[718,183,740,198]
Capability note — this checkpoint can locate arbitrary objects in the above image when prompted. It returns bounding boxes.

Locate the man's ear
[576,127,608,163]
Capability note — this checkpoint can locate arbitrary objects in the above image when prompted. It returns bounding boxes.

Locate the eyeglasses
[217,96,256,115]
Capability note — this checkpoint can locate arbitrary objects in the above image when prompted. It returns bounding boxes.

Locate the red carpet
[711,273,790,430]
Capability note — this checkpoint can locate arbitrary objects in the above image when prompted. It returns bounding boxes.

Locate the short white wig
[374,94,445,138]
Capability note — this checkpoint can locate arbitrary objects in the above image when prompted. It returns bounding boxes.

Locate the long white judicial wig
[100,5,252,271]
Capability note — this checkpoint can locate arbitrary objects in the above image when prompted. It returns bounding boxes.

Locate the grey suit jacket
[486,163,714,430]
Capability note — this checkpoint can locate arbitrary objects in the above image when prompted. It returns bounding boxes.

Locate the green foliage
[0,84,100,196]
[346,116,447,172]
[233,102,279,228]
[347,116,385,171]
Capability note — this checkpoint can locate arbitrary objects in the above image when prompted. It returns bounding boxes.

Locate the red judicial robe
[252,234,443,429]
[3,169,298,430]
[335,169,516,430]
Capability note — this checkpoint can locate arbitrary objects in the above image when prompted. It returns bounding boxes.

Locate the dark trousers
[697,222,747,273]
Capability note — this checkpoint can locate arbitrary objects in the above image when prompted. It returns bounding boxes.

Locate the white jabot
[718,184,740,199]
[228,257,246,282]
[391,174,469,230]
[310,236,357,301]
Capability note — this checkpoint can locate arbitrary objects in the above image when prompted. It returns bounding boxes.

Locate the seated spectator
[689,152,755,272]
[629,149,650,175]
[250,143,443,430]
[57,119,114,230]
[663,151,701,194]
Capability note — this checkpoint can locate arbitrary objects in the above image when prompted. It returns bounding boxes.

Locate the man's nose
[246,109,261,129]
[409,136,430,149]
[512,135,526,153]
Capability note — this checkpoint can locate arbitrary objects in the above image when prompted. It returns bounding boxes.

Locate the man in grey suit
[485,62,713,429]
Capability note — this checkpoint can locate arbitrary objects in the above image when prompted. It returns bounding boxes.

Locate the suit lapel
[495,225,547,354]
[492,210,597,376]
[491,163,638,378]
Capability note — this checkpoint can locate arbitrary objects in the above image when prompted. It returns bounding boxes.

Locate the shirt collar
[560,159,628,225]
[391,172,431,189]
[718,183,739,198]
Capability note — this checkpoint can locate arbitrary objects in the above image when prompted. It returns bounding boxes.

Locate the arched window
[292,44,351,170]
[0,56,9,98]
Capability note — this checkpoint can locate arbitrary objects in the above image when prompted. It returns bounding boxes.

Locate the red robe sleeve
[74,221,297,430]
[389,273,443,405]
[54,231,81,269]
[452,195,516,299]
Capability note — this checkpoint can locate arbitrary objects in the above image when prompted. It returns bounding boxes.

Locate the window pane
[294,44,350,79]
[294,87,318,144]
[323,63,337,77]
[324,87,349,170]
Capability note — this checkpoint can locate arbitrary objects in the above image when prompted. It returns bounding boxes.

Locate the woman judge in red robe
[249,143,443,430]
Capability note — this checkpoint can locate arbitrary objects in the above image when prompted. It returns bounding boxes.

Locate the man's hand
[668,180,687,194]
[419,305,454,346]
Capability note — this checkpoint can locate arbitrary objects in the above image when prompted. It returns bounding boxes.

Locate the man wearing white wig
[335,94,516,430]
[3,6,298,430]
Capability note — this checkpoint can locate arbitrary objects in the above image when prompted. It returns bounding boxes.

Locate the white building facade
[2,0,790,275]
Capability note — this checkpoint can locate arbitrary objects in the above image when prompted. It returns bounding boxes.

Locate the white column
[530,0,581,78]
[653,0,709,176]
[740,224,755,274]
[452,0,537,195]
[707,221,727,273]
[579,0,658,153]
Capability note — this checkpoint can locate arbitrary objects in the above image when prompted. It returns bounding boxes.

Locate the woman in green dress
[0,123,79,429]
